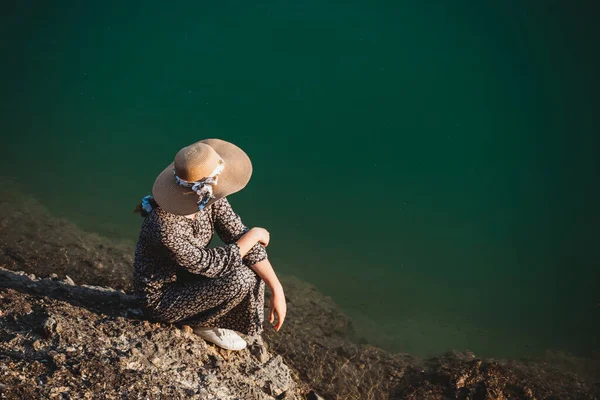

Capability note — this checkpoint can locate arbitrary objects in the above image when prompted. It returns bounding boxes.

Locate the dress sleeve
[213,197,268,266]
[158,219,243,278]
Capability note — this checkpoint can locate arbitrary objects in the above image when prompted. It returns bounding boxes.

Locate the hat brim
[152,139,252,215]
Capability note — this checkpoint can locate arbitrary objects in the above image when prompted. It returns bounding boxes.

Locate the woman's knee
[227,266,258,294]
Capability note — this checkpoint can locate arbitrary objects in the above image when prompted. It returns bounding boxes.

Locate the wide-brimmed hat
[152,138,252,215]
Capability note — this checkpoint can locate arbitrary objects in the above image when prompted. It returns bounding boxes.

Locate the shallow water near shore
[1,1,599,358]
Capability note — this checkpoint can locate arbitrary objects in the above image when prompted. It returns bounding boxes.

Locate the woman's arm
[213,198,269,266]
[159,227,242,278]
[249,258,286,332]
[235,227,267,257]
[218,198,287,330]
[236,228,286,331]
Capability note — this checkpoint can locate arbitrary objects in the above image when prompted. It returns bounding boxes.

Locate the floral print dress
[133,197,267,335]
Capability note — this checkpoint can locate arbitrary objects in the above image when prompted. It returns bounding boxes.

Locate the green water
[1,1,598,358]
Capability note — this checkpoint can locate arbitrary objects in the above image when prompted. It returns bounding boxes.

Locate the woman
[133,138,286,351]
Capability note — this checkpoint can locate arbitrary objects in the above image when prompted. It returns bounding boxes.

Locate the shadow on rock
[0,267,141,320]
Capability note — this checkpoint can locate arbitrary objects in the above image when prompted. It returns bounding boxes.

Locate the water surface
[1,0,598,357]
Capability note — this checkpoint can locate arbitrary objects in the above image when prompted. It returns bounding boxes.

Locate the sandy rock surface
[1,180,598,399]
[0,268,304,400]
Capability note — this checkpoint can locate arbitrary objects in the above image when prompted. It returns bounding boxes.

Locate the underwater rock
[0,182,134,291]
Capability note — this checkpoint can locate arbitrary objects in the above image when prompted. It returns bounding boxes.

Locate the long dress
[132,197,267,335]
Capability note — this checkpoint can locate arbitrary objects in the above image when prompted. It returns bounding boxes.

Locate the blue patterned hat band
[173,158,225,211]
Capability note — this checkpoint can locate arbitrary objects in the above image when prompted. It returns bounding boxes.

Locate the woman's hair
[133,196,158,217]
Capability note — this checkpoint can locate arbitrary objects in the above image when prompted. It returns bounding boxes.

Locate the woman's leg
[149,266,265,335]
[212,272,265,336]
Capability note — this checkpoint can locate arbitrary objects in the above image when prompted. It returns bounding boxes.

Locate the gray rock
[249,342,270,364]
[0,273,304,399]
[252,355,294,397]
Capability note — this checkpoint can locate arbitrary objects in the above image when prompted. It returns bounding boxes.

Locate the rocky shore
[0,267,306,399]
[1,182,598,399]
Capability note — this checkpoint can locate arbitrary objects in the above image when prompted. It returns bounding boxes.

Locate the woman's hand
[269,286,287,332]
[249,227,270,247]
[236,227,269,257]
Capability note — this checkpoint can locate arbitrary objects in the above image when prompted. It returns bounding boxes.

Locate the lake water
[1,0,598,358]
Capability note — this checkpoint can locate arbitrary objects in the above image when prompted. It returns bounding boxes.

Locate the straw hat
[152,138,252,215]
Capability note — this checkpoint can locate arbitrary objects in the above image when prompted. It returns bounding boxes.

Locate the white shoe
[193,327,247,351]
